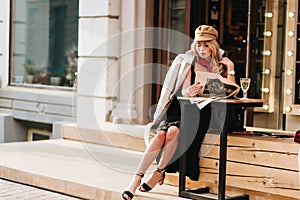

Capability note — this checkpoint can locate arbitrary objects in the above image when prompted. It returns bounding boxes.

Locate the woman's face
[196,41,212,59]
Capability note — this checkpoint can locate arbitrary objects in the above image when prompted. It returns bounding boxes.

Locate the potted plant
[24,64,36,83]
[49,67,63,86]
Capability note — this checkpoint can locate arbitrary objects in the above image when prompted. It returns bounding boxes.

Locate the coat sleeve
[152,54,194,124]
[152,55,183,123]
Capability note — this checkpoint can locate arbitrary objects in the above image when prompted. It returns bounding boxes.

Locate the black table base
[178,98,263,200]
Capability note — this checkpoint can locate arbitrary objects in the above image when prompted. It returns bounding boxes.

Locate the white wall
[0,0,153,139]
[77,0,153,131]
[0,0,10,88]
[0,0,76,141]
[77,0,120,130]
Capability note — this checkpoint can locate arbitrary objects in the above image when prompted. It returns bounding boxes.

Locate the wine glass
[240,78,251,99]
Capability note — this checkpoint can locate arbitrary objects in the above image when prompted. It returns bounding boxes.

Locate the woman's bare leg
[136,130,167,172]
[123,130,167,199]
[140,126,179,191]
[157,126,179,168]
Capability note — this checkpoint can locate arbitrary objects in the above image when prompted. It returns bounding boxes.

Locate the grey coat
[152,52,195,126]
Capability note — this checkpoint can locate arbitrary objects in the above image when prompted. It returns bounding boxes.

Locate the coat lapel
[152,53,194,125]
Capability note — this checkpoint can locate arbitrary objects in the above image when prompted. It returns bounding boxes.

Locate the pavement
[0,178,80,200]
[0,139,188,200]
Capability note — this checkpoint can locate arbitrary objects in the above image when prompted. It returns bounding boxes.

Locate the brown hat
[194,25,218,41]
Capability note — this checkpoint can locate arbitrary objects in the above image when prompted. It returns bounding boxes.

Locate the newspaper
[189,96,223,110]
[195,71,240,99]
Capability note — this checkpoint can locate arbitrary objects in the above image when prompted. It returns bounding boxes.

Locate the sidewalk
[0,139,188,200]
[0,178,80,200]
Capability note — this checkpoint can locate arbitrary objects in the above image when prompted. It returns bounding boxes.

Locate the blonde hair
[190,39,225,75]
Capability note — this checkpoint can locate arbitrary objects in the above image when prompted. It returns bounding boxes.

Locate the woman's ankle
[135,173,144,178]
[156,167,165,172]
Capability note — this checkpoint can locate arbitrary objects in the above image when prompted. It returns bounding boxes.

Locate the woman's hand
[220,57,235,82]
[219,57,234,70]
[184,82,203,97]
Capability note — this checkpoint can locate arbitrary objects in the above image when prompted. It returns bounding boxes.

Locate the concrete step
[0,139,189,200]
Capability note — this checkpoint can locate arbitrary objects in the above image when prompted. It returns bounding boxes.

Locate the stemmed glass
[240,78,251,99]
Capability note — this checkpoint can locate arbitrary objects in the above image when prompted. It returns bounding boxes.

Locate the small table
[178,98,264,200]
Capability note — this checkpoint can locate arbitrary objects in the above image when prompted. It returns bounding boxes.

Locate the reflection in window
[168,0,186,63]
[11,0,78,88]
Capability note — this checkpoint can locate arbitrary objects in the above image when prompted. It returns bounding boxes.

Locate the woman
[182,26,235,97]
[122,25,235,200]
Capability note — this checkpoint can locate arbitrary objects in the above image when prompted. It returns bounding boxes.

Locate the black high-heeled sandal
[139,168,166,192]
[122,173,144,200]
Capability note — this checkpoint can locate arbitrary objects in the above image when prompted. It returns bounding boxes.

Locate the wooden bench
[177,98,264,200]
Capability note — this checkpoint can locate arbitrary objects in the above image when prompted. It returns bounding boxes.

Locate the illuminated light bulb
[263,105,269,110]
[262,88,270,93]
[286,88,292,95]
[285,106,292,112]
[288,11,295,18]
[264,69,271,74]
[287,50,293,56]
[264,31,272,37]
[286,69,293,75]
[265,12,273,18]
[263,50,271,56]
[288,31,294,37]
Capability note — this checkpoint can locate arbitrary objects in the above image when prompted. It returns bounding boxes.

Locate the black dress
[156,65,211,181]
[156,96,181,131]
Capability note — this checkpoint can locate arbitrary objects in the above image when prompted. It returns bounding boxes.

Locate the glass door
[152,0,191,104]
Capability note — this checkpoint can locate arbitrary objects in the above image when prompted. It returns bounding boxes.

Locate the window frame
[9,0,79,91]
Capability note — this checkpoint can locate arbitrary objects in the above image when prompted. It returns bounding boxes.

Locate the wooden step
[166,133,300,200]
[61,123,147,152]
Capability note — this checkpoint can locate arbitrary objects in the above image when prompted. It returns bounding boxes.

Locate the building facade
[0,0,299,143]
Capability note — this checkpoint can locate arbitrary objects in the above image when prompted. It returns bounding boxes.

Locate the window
[27,128,51,141]
[168,0,188,61]
[11,0,79,88]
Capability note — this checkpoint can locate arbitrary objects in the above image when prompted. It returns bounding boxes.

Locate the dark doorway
[152,0,250,103]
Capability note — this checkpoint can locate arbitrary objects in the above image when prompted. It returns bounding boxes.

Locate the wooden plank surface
[201,134,299,170]
[166,133,300,199]
[165,174,299,200]
[199,158,299,198]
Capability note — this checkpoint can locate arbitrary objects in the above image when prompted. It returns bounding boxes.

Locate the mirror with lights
[218,0,283,117]
[283,0,300,119]
[296,9,300,105]
[253,0,283,113]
